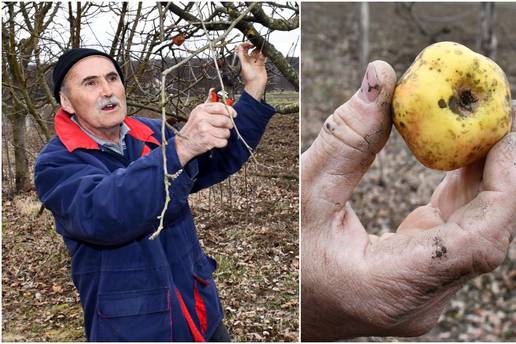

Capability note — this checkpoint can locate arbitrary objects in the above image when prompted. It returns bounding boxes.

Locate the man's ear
[60,92,75,114]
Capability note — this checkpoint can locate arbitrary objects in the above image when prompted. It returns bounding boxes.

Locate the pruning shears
[208,88,235,106]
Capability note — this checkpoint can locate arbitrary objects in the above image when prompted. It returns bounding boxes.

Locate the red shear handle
[209,89,234,106]
[209,90,219,103]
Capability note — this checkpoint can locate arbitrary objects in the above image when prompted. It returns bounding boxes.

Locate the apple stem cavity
[448,89,478,117]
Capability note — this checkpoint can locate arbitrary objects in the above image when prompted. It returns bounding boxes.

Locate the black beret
[52,48,125,104]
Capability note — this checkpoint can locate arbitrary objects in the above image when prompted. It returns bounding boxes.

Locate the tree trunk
[9,107,30,192]
[360,3,369,75]
[479,2,497,59]
[3,120,15,199]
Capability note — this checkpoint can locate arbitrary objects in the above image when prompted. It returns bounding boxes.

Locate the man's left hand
[237,42,267,101]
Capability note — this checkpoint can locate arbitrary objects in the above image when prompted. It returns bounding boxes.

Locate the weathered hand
[175,101,236,166]
[301,60,516,341]
[237,42,267,101]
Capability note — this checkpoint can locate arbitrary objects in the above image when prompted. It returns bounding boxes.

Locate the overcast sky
[73,4,300,58]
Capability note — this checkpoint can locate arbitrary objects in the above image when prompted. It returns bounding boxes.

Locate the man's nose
[99,79,113,97]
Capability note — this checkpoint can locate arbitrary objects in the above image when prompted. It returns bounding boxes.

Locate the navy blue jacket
[34,91,275,341]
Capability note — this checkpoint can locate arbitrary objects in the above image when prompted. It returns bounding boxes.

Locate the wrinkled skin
[301,60,516,341]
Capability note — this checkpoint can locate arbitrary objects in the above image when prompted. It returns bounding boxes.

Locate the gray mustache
[97,96,120,110]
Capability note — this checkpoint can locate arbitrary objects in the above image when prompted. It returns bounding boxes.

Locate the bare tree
[164,2,299,91]
[2,2,57,193]
[2,2,299,195]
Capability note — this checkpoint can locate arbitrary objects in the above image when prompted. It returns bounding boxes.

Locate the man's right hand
[175,102,236,166]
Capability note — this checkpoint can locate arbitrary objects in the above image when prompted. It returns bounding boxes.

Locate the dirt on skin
[302,2,515,341]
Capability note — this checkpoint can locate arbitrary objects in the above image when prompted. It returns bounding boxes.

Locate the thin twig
[196,2,261,165]
[149,74,183,240]
[150,2,261,239]
[161,3,256,77]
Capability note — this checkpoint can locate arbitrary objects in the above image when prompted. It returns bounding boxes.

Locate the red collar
[54,108,161,152]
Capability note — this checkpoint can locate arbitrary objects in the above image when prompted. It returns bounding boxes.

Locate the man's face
[60,55,126,130]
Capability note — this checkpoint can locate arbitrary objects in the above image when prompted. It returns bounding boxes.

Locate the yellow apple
[392,41,512,171]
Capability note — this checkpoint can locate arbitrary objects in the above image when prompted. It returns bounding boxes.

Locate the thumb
[236,43,249,62]
[206,88,216,103]
[302,60,396,220]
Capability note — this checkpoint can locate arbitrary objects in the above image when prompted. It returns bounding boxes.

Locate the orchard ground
[2,91,299,342]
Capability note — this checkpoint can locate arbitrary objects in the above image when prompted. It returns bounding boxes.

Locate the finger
[250,48,259,59]
[206,88,216,103]
[446,189,514,275]
[429,158,484,221]
[239,41,254,51]
[206,114,233,129]
[209,127,231,140]
[211,137,229,149]
[237,42,252,61]
[448,133,516,254]
[250,48,265,63]
[481,132,516,195]
[399,156,486,234]
[202,102,237,118]
[301,60,396,219]
[397,205,445,234]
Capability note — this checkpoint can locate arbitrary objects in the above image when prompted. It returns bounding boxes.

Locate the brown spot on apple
[438,99,447,108]
[448,96,461,116]
[499,116,509,128]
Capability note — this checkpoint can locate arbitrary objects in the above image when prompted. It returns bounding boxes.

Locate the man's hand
[175,102,236,166]
[237,42,267,101]
[301,60,516,340]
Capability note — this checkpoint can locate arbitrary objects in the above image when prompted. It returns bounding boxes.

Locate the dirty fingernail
[360,63,381,103]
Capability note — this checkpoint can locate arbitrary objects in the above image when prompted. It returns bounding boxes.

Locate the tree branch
[274,102,298,114]
[247,2,299,31]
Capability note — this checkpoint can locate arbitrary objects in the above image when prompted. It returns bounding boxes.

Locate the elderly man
[35,43,275,342]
